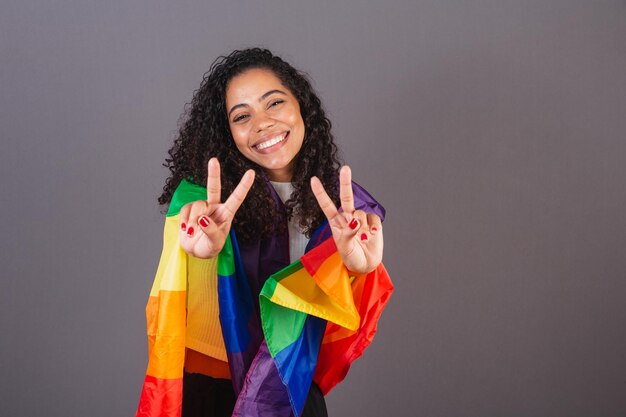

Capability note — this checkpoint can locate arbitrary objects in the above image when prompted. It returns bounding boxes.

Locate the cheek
[285,110,304,131]
[294,115,305,135]
[230,127,249,149]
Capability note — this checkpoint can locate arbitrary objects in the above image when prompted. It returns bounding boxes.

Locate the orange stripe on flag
[312,251,356,313]
[145,291,186,379]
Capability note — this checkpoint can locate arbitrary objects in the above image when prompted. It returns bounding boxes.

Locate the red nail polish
[181,222,186,231]
[187,227,194,236]
[360,233,368,241]
[371,227,378,232]
[349,219,358,230]
[199,216,209,227]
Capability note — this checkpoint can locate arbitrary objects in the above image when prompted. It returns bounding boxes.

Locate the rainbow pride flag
[136,180,206,417]
[136,179,393,417]
[255,238,393,415]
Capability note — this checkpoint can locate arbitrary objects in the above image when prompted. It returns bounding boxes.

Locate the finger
[366,213,382,235]
[206,158,221,205]
[222,170,256,218]
[351,210,368,241]
[311,176,340,221]
[187,201,210,237]
[179,202,192,233]
[364,213,384,267]
[197,215,219,242]
[339,165,354,214]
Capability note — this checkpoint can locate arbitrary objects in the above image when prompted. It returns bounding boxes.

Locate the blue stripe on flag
[218,231,255,353]
[273,315,326,416]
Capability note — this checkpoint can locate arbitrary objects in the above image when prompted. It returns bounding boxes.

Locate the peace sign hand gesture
[179,158,255,259]
[311,166,383,275]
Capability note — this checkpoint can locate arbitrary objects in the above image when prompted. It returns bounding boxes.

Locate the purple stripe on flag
[232,341,294,417]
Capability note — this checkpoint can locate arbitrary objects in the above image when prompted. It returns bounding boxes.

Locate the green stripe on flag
[260,261,308,357]
[167,179,207,217]
[272,260,305,281]
[218,235,235,277]
[260,297,307,358]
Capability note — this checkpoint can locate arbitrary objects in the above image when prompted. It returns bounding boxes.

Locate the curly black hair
[158,48,342,243]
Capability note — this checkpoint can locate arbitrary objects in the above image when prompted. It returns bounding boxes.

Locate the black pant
[182,372,328,417]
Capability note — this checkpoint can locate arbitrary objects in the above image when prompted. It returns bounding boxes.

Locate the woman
[137,48,393,417]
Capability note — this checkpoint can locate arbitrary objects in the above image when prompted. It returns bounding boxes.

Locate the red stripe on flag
[301,238,338,276]
[313,263,393,394]
[136,375,183,417]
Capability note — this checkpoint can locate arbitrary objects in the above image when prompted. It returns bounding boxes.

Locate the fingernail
[199,216,209,227]
[349,219,359,230]
[371,227,378,233]
[181,222,186,231]
[187,227,194,236]
[360,233,368,241]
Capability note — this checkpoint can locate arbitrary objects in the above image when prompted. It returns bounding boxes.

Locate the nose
[255,113,275,133]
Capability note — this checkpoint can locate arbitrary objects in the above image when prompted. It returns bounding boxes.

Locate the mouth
[253,131,289,151]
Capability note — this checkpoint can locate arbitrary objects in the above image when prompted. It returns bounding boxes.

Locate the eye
[269,99,284,108]
[233,114,249,123]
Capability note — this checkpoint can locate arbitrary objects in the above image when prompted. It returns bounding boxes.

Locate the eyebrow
[228,89,288,118]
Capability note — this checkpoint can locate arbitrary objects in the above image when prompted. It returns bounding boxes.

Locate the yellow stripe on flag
[150,216,187,296]
[269,257,360,330]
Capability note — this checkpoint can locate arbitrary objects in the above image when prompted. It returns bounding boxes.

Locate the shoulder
[166,179,207,216]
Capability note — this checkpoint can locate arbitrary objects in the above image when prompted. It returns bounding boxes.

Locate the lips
[253,131,289,151]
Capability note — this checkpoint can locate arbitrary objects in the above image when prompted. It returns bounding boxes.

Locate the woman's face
[226,68,305,182]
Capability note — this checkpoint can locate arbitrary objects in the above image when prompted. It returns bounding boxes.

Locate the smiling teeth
[256,134,286,150]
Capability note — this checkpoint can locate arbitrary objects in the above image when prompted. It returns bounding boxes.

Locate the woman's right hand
[179,157,255,259]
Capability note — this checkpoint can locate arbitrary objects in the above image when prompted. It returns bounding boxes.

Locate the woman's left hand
[311,166,383,275]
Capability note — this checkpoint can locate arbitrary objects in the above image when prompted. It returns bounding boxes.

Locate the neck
[267,168,293,182]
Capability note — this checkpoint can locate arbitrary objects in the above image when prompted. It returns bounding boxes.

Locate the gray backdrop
[1,1,625,416]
